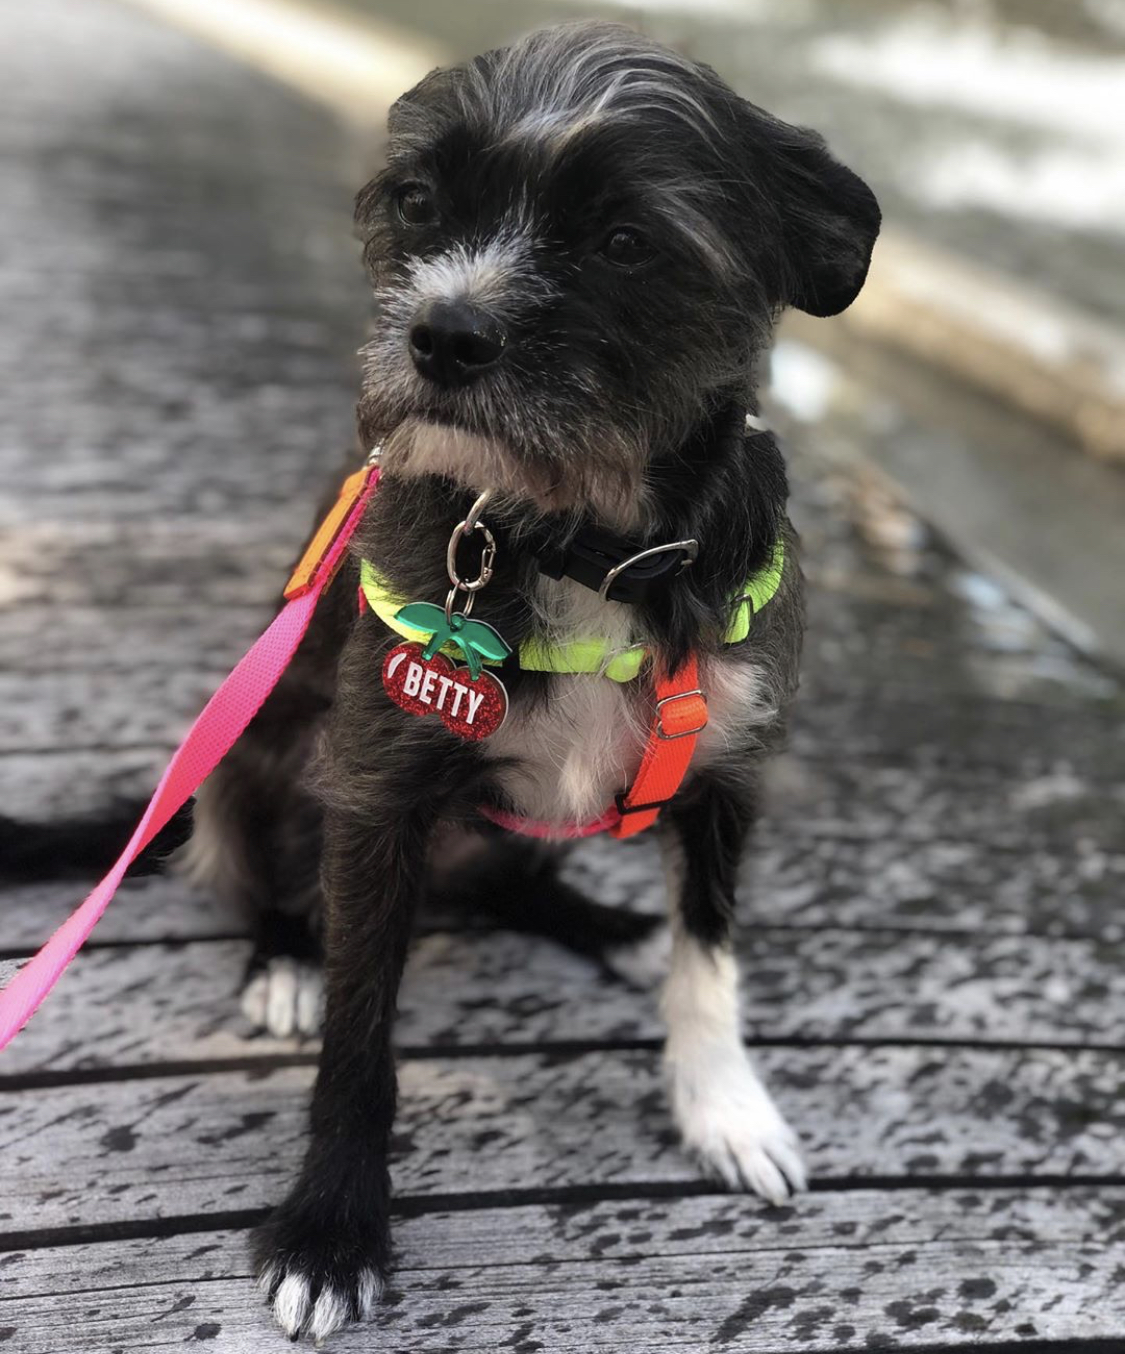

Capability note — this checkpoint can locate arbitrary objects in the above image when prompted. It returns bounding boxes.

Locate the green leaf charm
[392,603,512,679]
[396,602,448,635]
[452,618,512,678]
[394,602,454,662]
[457,619,512,664]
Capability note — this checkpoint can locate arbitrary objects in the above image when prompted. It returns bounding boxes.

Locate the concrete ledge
[843,229,1125,465]
[772,323,1125,672]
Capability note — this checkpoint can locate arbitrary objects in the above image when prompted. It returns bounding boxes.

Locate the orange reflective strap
[609,654,708,839]
[284,465,374,600]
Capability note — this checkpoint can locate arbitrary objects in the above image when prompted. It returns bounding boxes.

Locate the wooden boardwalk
[3,3,1125,1350]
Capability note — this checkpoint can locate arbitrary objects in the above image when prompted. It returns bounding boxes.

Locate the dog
[183,20,879,1341]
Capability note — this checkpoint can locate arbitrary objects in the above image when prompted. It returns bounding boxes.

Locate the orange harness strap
[609,655,708,839]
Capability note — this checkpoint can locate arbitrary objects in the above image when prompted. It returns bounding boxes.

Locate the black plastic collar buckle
[536,530,698,605]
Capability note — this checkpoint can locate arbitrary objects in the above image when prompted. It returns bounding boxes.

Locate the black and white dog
[185,21,879,1341]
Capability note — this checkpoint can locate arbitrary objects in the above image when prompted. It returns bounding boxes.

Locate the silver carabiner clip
[444,490,497,623]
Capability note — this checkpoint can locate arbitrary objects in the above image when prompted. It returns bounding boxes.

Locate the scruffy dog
[185,21,879,1341]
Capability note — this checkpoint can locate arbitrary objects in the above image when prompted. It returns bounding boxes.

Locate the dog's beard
[362,387,651,527]
[380,416,562,509]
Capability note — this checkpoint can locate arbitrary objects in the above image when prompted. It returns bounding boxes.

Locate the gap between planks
[4,1190,1125,1350]
[5,1048,1125,1235]
[5,923,1125,1078]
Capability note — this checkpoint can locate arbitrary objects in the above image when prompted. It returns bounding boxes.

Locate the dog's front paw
[240,956,324,1039]
[667,1042,807,1206]
[253,1203,387,1341]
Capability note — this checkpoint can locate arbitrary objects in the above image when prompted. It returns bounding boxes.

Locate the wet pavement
[2,1,1125,1350]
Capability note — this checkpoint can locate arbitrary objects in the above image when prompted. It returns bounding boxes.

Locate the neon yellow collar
[359,542,784,684]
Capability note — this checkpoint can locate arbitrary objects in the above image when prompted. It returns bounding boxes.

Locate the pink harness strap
[0,467,379,1051]
[478,803,621,840]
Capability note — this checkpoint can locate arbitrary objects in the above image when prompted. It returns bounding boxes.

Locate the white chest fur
[483,578,780,826]
[484,577,648,825]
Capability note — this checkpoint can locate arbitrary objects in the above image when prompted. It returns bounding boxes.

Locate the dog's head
[356,21,879,520]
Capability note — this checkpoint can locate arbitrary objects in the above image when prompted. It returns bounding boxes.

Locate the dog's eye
[600,227,655,267]
[395,184,437,227]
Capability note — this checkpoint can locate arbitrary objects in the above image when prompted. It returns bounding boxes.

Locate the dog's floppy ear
[749,109,881,318]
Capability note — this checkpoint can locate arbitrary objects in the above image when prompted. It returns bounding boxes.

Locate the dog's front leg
[253,718,450,1341]
[660,779,807,1205]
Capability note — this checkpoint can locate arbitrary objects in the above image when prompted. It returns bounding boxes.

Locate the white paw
[603,922,671,990]
[240,957,323,1039]
[667,1041,807,1205]
[260,1264,382,1342]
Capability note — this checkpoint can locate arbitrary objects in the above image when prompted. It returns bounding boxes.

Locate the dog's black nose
[409,300,506,386]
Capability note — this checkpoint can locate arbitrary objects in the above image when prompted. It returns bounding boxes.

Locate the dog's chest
[484,579,647,825]
[479,580,778,827]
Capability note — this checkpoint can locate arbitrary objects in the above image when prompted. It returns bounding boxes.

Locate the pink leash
[0,465,379,1051]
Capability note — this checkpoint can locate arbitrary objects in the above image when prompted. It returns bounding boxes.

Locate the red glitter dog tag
[382,642,508,741]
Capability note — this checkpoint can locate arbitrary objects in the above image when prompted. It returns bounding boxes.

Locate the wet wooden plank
[6,646,1120,779]
[764,751,1125,852]
[788,691,1125,783]
[6,921,1125,1074]
[0,603,270,675]
[4,551,1110,731]
[7,777,1122,952]
[0,0,363,818]
[0,543,293,758]
[4,1045,1125,1233]
[1,877,241,951]
[7,737,1124,869]
[0,749,173,825]
[0,670,249,755]
[3,1189,1125,1350]
[747,830,1125,941]
[0,522,295,610]
[566,822,1125,940]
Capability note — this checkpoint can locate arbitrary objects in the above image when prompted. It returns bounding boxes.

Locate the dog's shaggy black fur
[185,21,879,1340]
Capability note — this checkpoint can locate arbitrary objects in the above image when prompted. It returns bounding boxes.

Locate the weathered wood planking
[1,877,242,951]
[0,522,296,611]
[0,1,364,528]
[803,584,1119,706]
[0,749,175,826]
[7,922,1125,1074]
[6,658,1115,839]
[6,755,1122,931]
[758,751,1125,853]
[788,699,1124,786]
[0,600,271,677]
[7,675,1120,827]
[5,1046,1125,1233]
[566,825,1125,940]
[0,0,366,822]
[6,547,1114,746]
[9,787,1123,962]
[0,670,255,755]
[5,1190,1125,1350]
[7,668,1120,792]
[742,830,1125,941]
